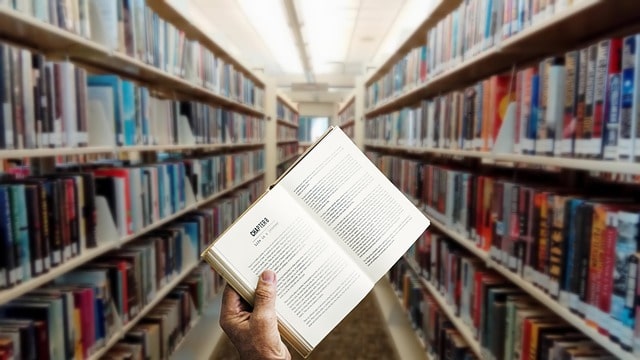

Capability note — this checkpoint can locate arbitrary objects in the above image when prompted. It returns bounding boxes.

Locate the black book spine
[81,173,96,248]
[24,185,43,276]
[0,186,14,288]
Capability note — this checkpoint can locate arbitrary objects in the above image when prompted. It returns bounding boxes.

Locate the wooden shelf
[419,205,637,360]
[403,259,483,358]
[277,119,299,129]
[0,142,266,160]
[276,94,298,114]
[277,154,299,166]
[365,142,640,175]
[88,261,201,360]
[0,171,264,305]
[339,119,355,128]
[147,0,264,88]
[365,0,640,116]
[298,142,313,147]
[372,278,430,360]
[276,139,299,145]
[0,7,264,117]
[171,292,225,359]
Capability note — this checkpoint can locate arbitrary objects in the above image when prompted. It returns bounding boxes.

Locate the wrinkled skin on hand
[220,270,291,360]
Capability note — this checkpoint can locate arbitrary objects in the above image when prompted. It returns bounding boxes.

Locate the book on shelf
[2,0,265,110]
[368,151,640,355]
[0,182,261,359]
[202,127,430,357]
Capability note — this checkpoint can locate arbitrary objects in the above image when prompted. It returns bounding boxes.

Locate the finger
[252,270,278,325]
[221,284,244,316]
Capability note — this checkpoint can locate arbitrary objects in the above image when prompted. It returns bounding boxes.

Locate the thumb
[253,270,278,323]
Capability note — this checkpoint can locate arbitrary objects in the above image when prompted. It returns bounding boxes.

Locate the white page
[278,128,430,281]
[212,185,372,348]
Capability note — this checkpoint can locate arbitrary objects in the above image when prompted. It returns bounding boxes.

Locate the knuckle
[254,286,274,302]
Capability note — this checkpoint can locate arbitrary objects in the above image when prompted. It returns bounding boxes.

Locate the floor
[210,293,399,360]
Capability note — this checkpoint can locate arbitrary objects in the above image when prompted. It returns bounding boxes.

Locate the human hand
[220,270,291,360]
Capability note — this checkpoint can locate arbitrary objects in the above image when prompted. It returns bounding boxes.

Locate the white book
[60,62,78,147]
[87,86,116,145]
[88,0,118,51]
[20,49,36,149]
[202,127,429,358]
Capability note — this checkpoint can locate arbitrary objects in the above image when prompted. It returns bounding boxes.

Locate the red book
[33,321,49,360]
[598,210,618,336]
[489,74,515,150]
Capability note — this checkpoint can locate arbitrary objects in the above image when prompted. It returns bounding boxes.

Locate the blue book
[156,164,166,219]
[179,221,199,259]
[611,211,639,347]
[178,162,185,209]
[528,74,540,154]
[121,81,136,146]
[8,185,30,281]
[140,87,150,145]
[88,75,124,146]
[0,186,13,288]
[167,164,177,214]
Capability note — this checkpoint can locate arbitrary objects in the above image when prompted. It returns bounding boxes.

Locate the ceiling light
[237,0,303,73]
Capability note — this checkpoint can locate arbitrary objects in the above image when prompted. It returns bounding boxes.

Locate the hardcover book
[201,127,430,357]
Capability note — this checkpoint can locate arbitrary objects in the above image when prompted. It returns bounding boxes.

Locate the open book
[201,127,430,357]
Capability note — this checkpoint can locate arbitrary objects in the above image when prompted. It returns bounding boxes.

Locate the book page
[279,128,430,281]
[210,185,372,349]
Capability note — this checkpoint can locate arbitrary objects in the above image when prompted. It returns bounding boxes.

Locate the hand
[220,270,291,360]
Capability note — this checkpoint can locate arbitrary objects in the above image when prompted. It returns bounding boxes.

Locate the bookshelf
[403,258,483,358]
[361,0,640,359]
[0,7,264,116]
[276,94,300,178]
[338,96,356,140]
[420,208,637,360]
[170,291,225,359]
[364,0,640,116]
[372,278,431,360]
[0,1,270,359]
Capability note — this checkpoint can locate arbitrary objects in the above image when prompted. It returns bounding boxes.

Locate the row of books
[0,149,264,289]
[298,117,329,143]
[366,0,587,108]
[277,143,299,163]
[338,101,355,125]
[276,156,298,178]
[340,124,355,140]
[366,34,640,161]
[4,0,264,109]
[397,232,621,359]
[88,74,266,147]
[0,222,200,360]
[277,100,298,125]
[0,181,262,360]
[0,43,266,150]
[391,267,477,359]
[369,152,640,353]
[277,125,298,142]
[103,264,222,360]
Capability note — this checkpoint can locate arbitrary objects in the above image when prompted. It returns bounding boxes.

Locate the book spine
[548,57,566,157]
[580,44,598,157]
[548,195,565,298]
[0,186,13,288]
[619,35,638,161]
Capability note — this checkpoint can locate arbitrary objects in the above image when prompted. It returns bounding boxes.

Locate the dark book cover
[24,184,44,276]
[9,47,24,149]
[577,202,595,316]
[0,186,14,288]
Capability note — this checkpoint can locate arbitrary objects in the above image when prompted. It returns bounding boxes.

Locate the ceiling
[188,0,433,103]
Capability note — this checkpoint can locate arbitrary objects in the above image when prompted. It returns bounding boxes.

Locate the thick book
[201,127,430,357]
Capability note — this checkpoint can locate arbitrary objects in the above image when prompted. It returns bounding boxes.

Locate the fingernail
[261,270,276,284]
